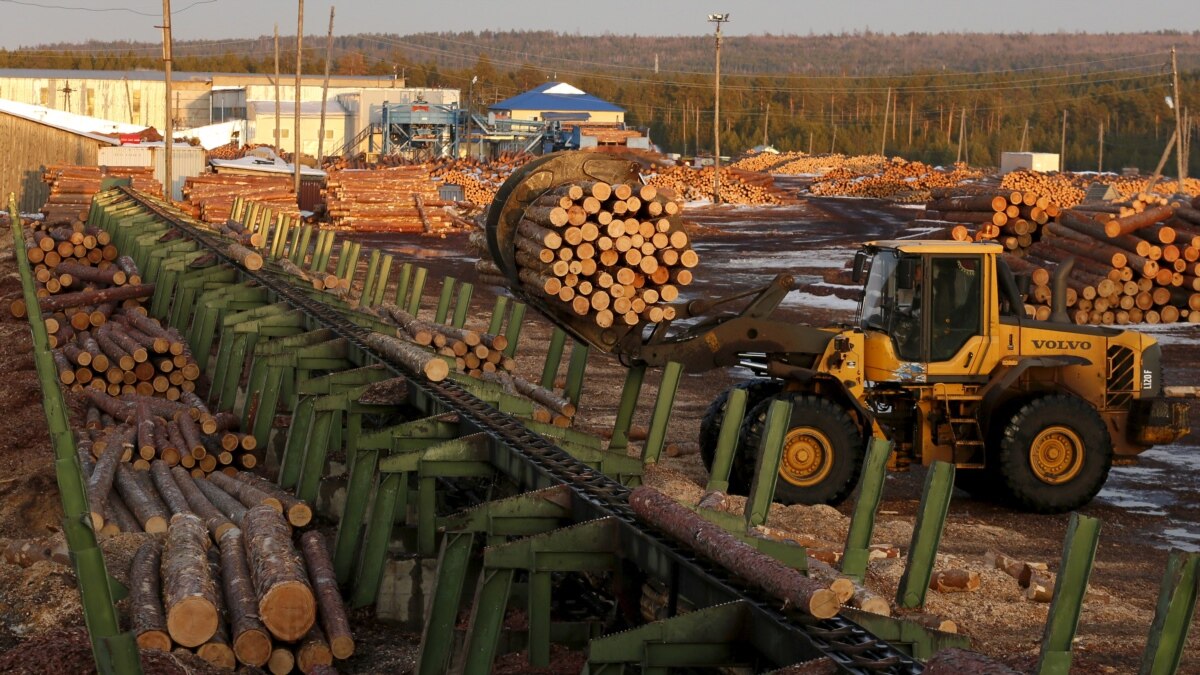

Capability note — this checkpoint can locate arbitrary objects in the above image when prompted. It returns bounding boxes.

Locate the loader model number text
[1031,339,1091,350]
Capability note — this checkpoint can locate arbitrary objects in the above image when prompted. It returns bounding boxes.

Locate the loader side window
[928,256,982,361]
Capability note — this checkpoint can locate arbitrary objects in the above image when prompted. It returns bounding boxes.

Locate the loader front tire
[733,395,864,506]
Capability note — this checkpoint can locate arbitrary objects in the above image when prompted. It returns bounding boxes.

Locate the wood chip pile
[809,159,985,202]
[645,166,789,204]
[41,166,162,225]
[182,175,299,223]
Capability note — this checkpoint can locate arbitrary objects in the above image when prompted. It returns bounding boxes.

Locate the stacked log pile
[999,170,1086,209]
[772,153,889,176]
[1014,193,1200,324]
[476,181,697,327]
[645,166,788,204]
[322,167,454,233]
[41,166,162,225]
[429,152,534,206]
[127,509,349,671]
[182,175,298,223]
[809,159,985,202]
[729,151,808,173]
[928,187,1062,253]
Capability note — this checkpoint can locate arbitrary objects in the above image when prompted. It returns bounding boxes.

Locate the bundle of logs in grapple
[122,497,345,671]
[41,165,162,225]
[476,181,698,327]
[923,188,1063,253]
[323,166,454,233]
[1009,193,1200,325]
[182,174,299,224]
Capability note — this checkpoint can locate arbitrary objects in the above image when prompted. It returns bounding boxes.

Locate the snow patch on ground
[1127,323,1200,346]
[780,291,860,311]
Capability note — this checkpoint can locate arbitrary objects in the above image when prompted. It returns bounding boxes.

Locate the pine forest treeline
[2,30,1198,173]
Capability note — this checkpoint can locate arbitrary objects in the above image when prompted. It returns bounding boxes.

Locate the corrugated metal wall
[0,112,104,212]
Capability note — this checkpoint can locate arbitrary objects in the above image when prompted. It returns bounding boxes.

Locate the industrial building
[489,82,624,125]
[0,69,454,133]
[246,100,353,158]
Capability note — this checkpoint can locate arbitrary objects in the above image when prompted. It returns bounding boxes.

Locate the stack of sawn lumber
[323,166,453,233]
[41,166,162,225]
[182,174,298,223]
[1013,193,1200,325]
[474,181,697,328]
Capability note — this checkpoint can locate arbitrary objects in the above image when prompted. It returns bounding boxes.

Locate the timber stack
[927,186,1063,253]
[322,166,451,233]
[182,174,298,223]
[429,152,533,207]
[41,166,161,225]
[126,511,350,671]
[646,165,787,204]
[809,159,984,202]
[476,181,698,327]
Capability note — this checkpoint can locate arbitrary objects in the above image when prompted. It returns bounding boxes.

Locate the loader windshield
[858,250,899,333]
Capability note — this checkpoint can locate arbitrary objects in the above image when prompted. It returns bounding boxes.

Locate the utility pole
[274,25,280,152]
[956,108,965,163]
[880,87,890,156]
[908,98,914,147]
[1020,118,1029,152]
[294,0,304,197]
[316,6,334,164]
[161,0,173,201]
[1097,121,1104,173]
[762,102,769,147]
[1060,109,1068,172]
[1171,46,1186,183]
[681,99,687,156]
[708,13,729,204]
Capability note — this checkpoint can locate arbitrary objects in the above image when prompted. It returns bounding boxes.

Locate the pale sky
[0,0,1198,50]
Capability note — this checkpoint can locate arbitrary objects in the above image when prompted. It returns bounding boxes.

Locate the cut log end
[233,628,273,668]
[260,581,317,642]
[809,588,840,619]
[144,515,168,534]
[166,596,219,648]
[135,630,171,653]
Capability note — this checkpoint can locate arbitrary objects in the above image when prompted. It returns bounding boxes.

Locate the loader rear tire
[733,395,864,506]
[997,394,1112,513]
[699,379,784,471]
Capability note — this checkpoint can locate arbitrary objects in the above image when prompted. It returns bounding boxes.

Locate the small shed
[0,98,121,212]
[1001,152,1060,174]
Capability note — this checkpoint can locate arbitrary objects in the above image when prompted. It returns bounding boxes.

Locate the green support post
[333,240,352,278]
[896,461,956,609]
[1037,513,1102,675]
[394,263,413,307]
[350,472,406,608]
[417,532,476,675]
[316,230,336,272]
[372,254,394,308]
[503,301,526,357]
[287,220,303,259]
[361,249,381,303]
[563,341,589,408]
[640,362,683,465]
[704,387,747,494]
[434,276,456,324]
[231,196,245,222]
[308,230,330,273]
[743,398,793,527]
[342,241,363,285]
[487,295,509,335]
[461,568,516,674]
[1140,551,1200,675]
[608,364,646,453]
[8,199,143,675]
[292,225,313,264]
[540,328,568,390]
[451,281,473,328]
[841,438,894,582]
[406,266,428,316]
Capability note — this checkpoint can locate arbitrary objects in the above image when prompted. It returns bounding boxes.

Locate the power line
[0,0,219,16]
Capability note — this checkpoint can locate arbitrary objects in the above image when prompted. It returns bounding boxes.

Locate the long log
[198,551,237,670]
[215,528,273,667]
[85,425,133,529]
[208,471,282,512]
[193,474,249,525]
[300,531,354,659]
[161,512,220,648]
[171,466,236,538]
[37,283,155,312]
[1104,205,1176,237]
[235,471,313,527]
[628,486,838,619]
[928,568,982,593]
[297,625,334,673]
[226,243,264,271]
[115,463,169,533]
[150,460,193,517]
[242,505,317,641]
[363,332,449,382]
[129,540,172,652]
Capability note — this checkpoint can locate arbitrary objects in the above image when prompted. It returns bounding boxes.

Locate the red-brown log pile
[475,181,698,328]
[40,165,162,225]
[428,152,536,206]
[811,158,984,202]
[927,186,1064,254]
[323,166,455,234]
[182,174,298,223]
[646,165,789,204]
[125,512,353,670]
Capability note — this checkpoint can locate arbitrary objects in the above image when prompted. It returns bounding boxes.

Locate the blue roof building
[489,82,624,124]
